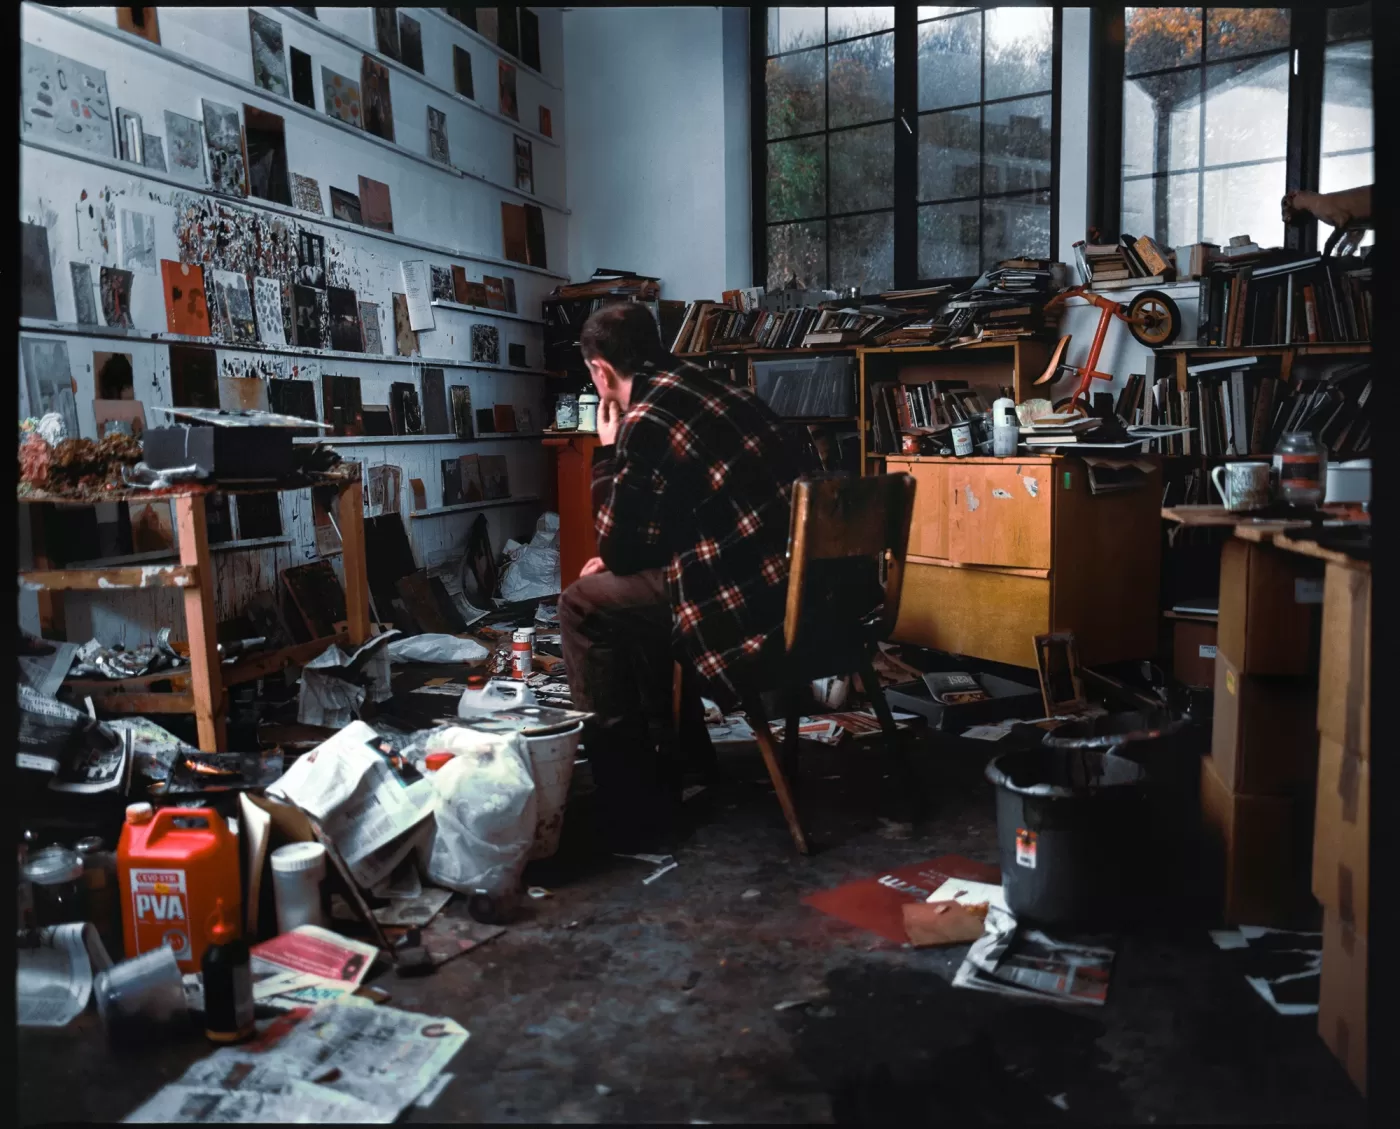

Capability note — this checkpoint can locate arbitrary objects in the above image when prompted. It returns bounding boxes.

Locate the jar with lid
[24,845,87,927]
[1273,431,1327,508]
[76,837,120,954]
[578,391,600,433]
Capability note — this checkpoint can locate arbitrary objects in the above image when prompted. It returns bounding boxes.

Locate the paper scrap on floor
[17,923,112,1027]
[803,856,1003,944]
[1210,925,1322,1015]
[249,924,380,1009]
[373,886,454,927]
[952,906,1115,1005]
[122,999,469,1123]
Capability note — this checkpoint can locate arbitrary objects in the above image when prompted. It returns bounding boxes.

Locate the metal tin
[951,423,973,457]
[512,628,534,678]
[24,845,86,926]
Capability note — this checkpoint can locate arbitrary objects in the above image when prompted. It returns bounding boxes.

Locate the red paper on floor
[802,855,1002,944]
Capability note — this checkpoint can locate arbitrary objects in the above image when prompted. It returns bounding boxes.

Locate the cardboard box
[1171,616,1218,688]
[1198,756,1308,927]
[1217,539,1324,675]
[1318,906,1367,1096]
[1209,655,1319,796]
[1312,736,1369,933]
[1317,562,1370,756]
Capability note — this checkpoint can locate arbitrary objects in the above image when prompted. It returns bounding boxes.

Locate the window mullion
[893,4,918,288]
[1288,7,1327,253]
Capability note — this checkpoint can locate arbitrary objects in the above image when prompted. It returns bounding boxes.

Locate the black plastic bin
[986,745,1147,928]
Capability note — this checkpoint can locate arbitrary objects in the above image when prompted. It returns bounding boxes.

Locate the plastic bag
[497,513,562,602]
[423,727,537,897]
[386,634,489,664]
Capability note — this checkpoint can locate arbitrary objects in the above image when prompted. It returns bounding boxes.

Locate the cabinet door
[903,461,948,559]
[946,462,1051,569]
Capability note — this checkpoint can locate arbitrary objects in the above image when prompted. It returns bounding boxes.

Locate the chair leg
[858,657,922,822]
[783,686,803,795]
[744,693,810,855]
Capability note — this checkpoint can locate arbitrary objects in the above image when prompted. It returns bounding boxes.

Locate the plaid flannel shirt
[591,360,816,706]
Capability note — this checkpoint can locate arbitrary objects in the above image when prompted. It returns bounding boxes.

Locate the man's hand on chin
[598,397,622,446]
[579,556,606,578]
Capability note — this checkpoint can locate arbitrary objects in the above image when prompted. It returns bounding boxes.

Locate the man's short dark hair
[579,301,664,376]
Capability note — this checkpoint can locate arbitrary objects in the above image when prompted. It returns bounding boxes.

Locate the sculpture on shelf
[1282,185,1372,258]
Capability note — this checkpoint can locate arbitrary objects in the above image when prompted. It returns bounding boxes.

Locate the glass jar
[1273,431,1326,508]
[76,837,120,954]
[24,845,86,927]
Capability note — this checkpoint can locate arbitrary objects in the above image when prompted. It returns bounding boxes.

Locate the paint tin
[94,944,189,1038]
[901,434,920,455]
[951,423,973,457]
[512,629,535,678]
[24,846,86,927]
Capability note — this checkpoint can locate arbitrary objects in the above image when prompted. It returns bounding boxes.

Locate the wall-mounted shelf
[272,6,563,138]
[23,137,568,282]
[430,300,545,325]
[19,319,560,378]
[423,7,563,92]
[409,495,541,518]
[35,6,568,212]
[296,432,546,446]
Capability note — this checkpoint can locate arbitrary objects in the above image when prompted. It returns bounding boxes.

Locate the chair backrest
[782,473,917,659]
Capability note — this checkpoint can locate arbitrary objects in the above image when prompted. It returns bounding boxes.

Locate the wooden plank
[19,565,199,591]
[84,692,196,713]
[223,633,350,686]
[1162,505,1312,528]
[892,561,1050,669]
[28,503,66,639]
[1262,531,1370,569]
[175,493,227,752]
[338,482,372,647]
[906,556,1049,578]
[946,462,1052,569]
[65,672,193,693]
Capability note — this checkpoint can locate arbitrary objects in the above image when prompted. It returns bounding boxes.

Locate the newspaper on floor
[1211,925,1322,1016]
[124,999,470,1122]
[267,722,435,888]
[17,922,113,1026]
[952,905,1115,1006]
[248,924,383,1012]
[48,723,134,794]
[107,716,197,782]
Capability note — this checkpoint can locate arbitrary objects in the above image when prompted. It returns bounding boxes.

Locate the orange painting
[161,259,212,337]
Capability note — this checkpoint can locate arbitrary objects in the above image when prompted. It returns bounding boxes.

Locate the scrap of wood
[19,564,198,590]
[902,900,989,947]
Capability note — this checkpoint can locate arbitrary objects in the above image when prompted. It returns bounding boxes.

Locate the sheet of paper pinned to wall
[399,260,435,332]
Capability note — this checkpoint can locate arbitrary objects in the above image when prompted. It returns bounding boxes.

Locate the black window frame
[752,6,1063,293]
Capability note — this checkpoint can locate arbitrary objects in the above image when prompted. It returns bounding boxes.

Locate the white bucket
[523,722,583,860]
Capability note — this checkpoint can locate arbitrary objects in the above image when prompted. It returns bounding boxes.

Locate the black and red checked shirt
[590,360,816,706]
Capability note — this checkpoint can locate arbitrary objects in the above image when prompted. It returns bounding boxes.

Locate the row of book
[1197,255,1372,347]
[867,380,1002,453]
[1074,234,1174,289]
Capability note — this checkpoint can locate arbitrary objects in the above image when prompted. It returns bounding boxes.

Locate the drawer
[893,560,1049,668]
[946,462,1051,569]
[888,459,948,559]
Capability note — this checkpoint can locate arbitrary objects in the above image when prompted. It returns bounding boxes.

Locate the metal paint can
[951,423,973,457]
[512,629,534,678]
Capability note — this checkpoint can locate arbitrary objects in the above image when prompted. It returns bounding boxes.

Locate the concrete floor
[16,722,1369,1125]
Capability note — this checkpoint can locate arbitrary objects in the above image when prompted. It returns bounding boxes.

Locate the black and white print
[470,324,500,365]
[253,276,286,346]
[201,99,248,196]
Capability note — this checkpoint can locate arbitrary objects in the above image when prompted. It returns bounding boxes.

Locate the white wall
[564,6,751,300]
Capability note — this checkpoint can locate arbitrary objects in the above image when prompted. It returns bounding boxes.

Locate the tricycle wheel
[1126,290,1181,346]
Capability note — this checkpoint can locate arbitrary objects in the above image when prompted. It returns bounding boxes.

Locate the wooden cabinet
[886,455,1160,668]
[543,433,601,587]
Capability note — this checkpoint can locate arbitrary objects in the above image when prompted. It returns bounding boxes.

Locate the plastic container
[201,897,254,1043]
[986,746,1147,928]
[523,721,585,859]
[270,842,328,934]
[118,803,242,972]
[993,424,1019,457]
[94,944,188,1039]
[24,845,86,926]
[578,391,600,432]
[458,675,537,718]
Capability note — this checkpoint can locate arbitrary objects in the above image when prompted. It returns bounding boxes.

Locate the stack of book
[1074,235,1175,290]
[1197,254,1371,347]
[867,381,1000,453]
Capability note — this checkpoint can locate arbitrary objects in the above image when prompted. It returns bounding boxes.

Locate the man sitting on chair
[559,301,816,848]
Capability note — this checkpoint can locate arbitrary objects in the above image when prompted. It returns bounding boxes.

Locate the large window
[1120,5,1373,251]
[759,6,1060,293]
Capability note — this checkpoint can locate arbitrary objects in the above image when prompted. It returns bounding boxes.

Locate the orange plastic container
[118,803,242,972]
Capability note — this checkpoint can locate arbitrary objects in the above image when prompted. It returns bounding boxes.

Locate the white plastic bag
[497,513,562,602]
[424,727,537,897]
[387,634,489,664]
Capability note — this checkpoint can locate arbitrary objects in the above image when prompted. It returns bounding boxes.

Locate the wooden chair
[674,473,918,854]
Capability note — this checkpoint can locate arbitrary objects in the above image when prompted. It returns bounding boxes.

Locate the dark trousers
[558,568,679,831]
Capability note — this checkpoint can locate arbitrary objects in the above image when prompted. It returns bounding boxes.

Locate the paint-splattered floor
[17,728,1368,1125]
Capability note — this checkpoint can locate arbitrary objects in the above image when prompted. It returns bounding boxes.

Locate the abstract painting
[399,13,424,72]
[322,68,362,128]
[21,338,79,438]
[359,302,383,353]
[539,105,552,138]
[161,259,212,337]
[330,186,362,224]
[249,11,289,97]
[493,404,517,433]
[483,276,506,310]
[427,106,451,165]
[94,352,134,399]
[358,176,393,232]
[21,44,114,157]
[453,46,474,99]
[297,231,326,287]
[219,376,270,412]
[70,263,98,325]
[253,276,286,345]
[100,266,134,327]
[501,202,528,264]
[119,210,157,274]
[327,286,363,352]
[21,222,57,320]
[421,368,449,434]
[290,47,316,109]
[169,345,219,408]
[164,111,206,184]
[390,382,424,435]
[498,60,518,120]
[142,134,166,172]
[267,377,317,423]
[441,458,464,507]
[293,284,329,349]
[514,135,533,194]
[292,173,323,214]
[392,293,416,356]
[201,99,248,197]
[503,276,517,313]
[211,268,257,343]
[471,324,500,365]
[430,266,454,303]
[373,8,400,59]
[116,108,144,164]
[410,478,427,511]
[361,56,395,142]
[480,455,510,500]
[244,105,292,205]
[450,385,474,438]
[460,454,485,503]
[466,281,489,307]
[363,404,393,436]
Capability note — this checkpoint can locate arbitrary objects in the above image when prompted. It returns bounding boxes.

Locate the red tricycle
[1035,287,1182,413]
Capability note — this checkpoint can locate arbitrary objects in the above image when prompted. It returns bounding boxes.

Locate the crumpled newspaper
[70,628,186,680]
[297,633,397,728]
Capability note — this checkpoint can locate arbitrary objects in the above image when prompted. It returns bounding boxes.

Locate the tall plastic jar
[118,803,242,972]
[270,842,328,934]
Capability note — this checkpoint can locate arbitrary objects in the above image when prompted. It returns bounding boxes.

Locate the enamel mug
[1210,461,1270,511]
